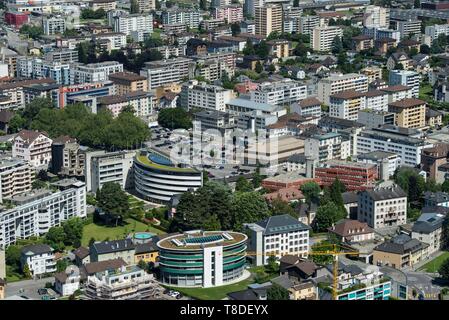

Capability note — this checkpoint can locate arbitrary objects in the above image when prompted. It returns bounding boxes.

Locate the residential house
[328,219,375,243]
[411,211,446,255]
[54,268,81,296]
[423,191,449,208]
[20,244,56,277]
[90,239,136,265]
[12,130,53,169]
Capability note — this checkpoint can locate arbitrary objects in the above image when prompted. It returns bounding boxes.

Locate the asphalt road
[5,277,56,300]
[404,271,444,300]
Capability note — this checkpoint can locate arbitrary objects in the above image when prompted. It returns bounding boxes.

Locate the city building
[425,24,449,44]
[291,97,322,119]
[51,136,85,177]
[423,191,449,208]
[90,239,136,265]
[329,90,367,121]
[246,214,310,267]
[380,85,414,103]
[134,150,203,204]
[71,62,124,84]
[0,155,33,203]
[157,230,247,287]
[388,98,426,129]
[214,5,244,24]
[97,91,153,117]
[20,244,56,277]
[389,70,420,98]
[54,268,81,296]
[356,125,433,167]
[43,16,66,35]
[12,129,53,169]
[317,73,369,105]
[411,209,445,256]
[357,150,401,179]
[328,219,375,243]
[421,143,449,184]
[357,109,395,129]
[315,160,378,191]
[298,15,320,35]
[363,5,390,28]
[85,265,155,300]
[250,79,307,106]
[254,5,283,37]
[312,26,343,52]
[373,234,428,269]
[305,132,349,162]
[0,179,86,247]
[140,57,192,90]
[108,10,153,37]
[182,80,233,112]
[83,150,135,193]
[90,0,117,11]
[358,185,408,229]
[161,8,201,29]
[109,72,148,95]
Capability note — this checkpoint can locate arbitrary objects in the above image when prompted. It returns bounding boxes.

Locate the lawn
[419,252,449,273]
[419,84,433,102]
[81,218,165,246]
[166,277,254,300]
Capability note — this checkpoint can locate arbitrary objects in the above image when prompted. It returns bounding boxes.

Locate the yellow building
[267,40,290,58]
[108,72,148,96]
[289,281,317,300]
[134,243,159,264]
[90,0,117,11]
[255,5,283,37]
[388,98,426,129]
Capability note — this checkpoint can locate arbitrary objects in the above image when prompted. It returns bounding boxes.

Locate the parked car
[38,288,48,295]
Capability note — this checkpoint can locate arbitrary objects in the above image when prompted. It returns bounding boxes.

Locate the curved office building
[157,231,248,288]
[134,150,202,203]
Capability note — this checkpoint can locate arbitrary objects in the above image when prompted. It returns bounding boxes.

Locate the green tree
[88,237,96,247]
[45,226,66,251]
[267,283,290,300]
[130,0,140,13]
[300,181,321,204]
[230,192,270,231]
[255,41,269,59]
[62,218,84,247]
[414,0,420,8]
[8,114,26,133]
[266,256,279,274]
[269,199,297,217]
[235,176,254,192]
[23,263,32,279]
[158,107,192,129]
[329,178,346,209]
[96,182,130,226]
[252,165,263,188]
[243,39,256,55]
[393,167,425,202]
[438,258,449,280]
[56,259,69,272]
[255,61,263,73]
[315,202,346,231]
[442,180,449,193]
[331,36,343,54]
[310,241,334,265]
[231,23,241,37]
[5,245,21,271]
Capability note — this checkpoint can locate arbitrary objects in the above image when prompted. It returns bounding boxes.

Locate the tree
[96,182,130,226]
[235,176,254,192]
[331,36,343,54]
[300,181,321,205]
[200,0,208,10]
[314,202,346,231]
[138,259,147,271]
[230,192,270,231]
[252,165,263,188]
[255,41,269,59]
[243,39,256,56]
[158,107,192,129]
[266,256,279,274]
[267,283,290,300]
[442,180,449,193]
[293,0,299,6]
[62,218,84,247]
[438,258,449,280]
[231,23,241,37]
[130,0,140,13]
[414,0,420,8]
[268,64,276,72]
[5,245,21,271]
[269,199,297,217]
[310,241,334,265]
[255,61,263,73]
[329,178,346,209]
[420,44,430,54]
[56,259,69,272]
[88,237,96,247]
[32,179,47,190]
[23,263,32,279]
[45,226,66,251]
[8,114,26,133]
[393,167,425,202]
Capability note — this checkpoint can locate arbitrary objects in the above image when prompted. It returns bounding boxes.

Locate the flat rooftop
[157,231,247,251]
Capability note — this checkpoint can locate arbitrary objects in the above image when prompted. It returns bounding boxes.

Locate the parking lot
[5,277,58,300]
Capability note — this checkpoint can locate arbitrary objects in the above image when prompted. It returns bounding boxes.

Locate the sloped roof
[256,214,310,236]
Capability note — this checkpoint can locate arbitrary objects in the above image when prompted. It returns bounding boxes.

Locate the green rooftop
[135,151,198,173]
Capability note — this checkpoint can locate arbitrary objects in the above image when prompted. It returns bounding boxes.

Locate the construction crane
[244,244,359,300]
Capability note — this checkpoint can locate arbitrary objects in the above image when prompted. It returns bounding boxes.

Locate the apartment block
[358,185,408,229]
[291,97,322,119]
[214,5,243,24]
[162,8,201,29]
[0,179,87,247]
[305,132,349,162]
[250,79,307,106]
[380,85,414,103]
[425,24,449,44]
[317,73,369,105]
[392,19,421,40]
[312,26,343,52]
[108,72,148,95]
[357,109,395,129]
[389,70,420,98]
[71,62,124,84]
[298,15,320,35]
[83,150,135,192]
[140,57,192,90]
[357,125,433,166]
[411,210,445,255]
[0,156,33,203]
[363,5,390,28]
[51,136,85,177]
[43,16,66,35]
[90,0,117,11]
[255,5,283,37]
[44,49,79,64]
[137,0,156,12]
[12,130,53,169]
[97,91,153,117]
[94,32,127,51]
[108,10,153,36]
[388,98,426,129]
[329,90,367,121]
[182,80,233,112]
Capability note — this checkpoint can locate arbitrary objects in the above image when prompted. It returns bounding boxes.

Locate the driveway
[5,277,56,300]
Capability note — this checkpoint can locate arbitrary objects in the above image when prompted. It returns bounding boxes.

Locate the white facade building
[312,26,343,52]
[389,70,421,98]
[108,10,153,36]
[317,73,369,105]
[12,130,53,169]
[0,156,33,203]
[71,62,124,84]
[183,81,233,112]
[250,79,307,106]
[20,244,56,276]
